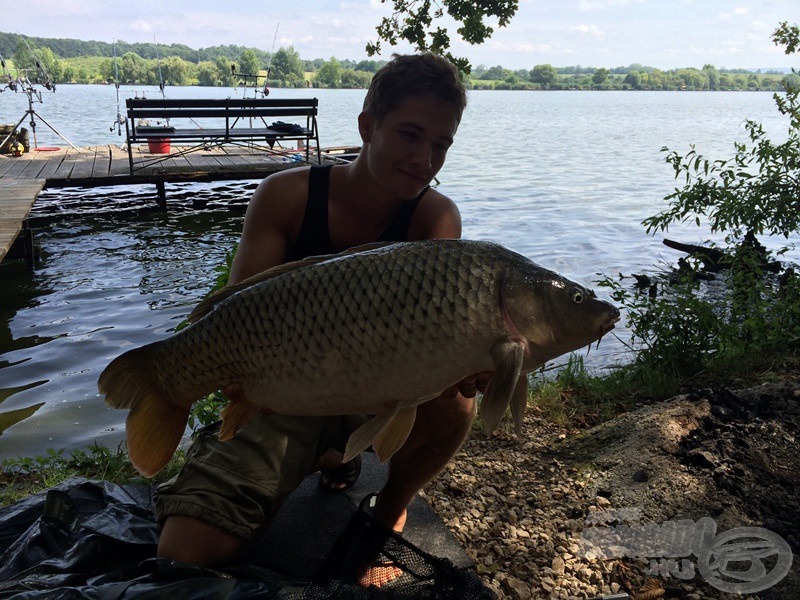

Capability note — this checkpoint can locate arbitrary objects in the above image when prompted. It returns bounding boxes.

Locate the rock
[501,576,531,599]
[565,518,582,532]
[447,482,466,495]
[540,575,556,592]
[683,449,717,468]
[595,495,611,507]
[551,555,566,574]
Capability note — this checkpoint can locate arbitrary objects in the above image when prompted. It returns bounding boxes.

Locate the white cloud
[720,6,750,19]
[578,0,644,11]
[570,24,606,40]
[129,19,153,35]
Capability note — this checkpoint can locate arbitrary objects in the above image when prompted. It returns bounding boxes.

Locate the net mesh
[305,502,496,599]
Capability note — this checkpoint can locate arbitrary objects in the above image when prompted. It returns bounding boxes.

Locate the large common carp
[99,240,619,476]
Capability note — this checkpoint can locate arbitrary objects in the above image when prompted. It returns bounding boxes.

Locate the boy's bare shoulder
[411,187,463,240]
[255,166,311,198]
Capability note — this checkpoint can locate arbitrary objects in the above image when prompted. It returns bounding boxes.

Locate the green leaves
[604,22,800,381]
[646,23,800,240]
[773,21,800,55]
[648,116,800,239]
[367,0,519,73]
[602,22,800,383]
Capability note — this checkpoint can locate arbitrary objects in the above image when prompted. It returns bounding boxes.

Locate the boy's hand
[442,371,492,399]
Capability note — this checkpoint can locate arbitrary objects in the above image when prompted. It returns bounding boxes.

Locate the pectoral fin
[480,340,525,435]
[218,397,259,441]
[343,403,400,463]
[510,374,529,436]
[371,406,417,463]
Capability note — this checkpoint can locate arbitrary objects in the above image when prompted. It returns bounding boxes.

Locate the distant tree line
[472,63,793,91]
[1,33,384,89]
[1,32,794,92]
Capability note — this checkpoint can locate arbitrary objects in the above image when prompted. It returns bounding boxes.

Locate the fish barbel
[99,240,619,476]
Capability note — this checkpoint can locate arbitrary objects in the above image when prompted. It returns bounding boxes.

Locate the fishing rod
[153,35,171,127]
[154,35,166,100]
[263,22,279,96]
[110,42,125,135]
[1,35,77,150]
[0,52,17,91]
[20,34,55,90]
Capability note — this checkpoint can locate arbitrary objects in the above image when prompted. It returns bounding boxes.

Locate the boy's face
[359,94,460,201]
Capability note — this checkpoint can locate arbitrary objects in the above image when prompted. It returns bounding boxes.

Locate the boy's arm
[409,189,463,241]
[228,169,308,286]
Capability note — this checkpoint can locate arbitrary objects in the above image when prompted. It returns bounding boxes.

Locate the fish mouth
[600,313,620,336]
[592,310,621,349]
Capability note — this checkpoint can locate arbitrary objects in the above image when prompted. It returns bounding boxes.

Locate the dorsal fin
[187,241,397,323]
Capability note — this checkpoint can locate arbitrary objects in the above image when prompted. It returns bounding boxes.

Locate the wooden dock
[0,179,45,266]
[0,143,314,187]
[0,143,346,265]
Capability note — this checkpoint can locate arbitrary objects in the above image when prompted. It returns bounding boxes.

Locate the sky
[3,0,798,71]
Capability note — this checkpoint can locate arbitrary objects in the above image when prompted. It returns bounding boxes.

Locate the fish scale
[99,239,619,476]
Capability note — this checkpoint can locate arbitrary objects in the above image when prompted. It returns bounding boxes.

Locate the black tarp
[0,477,495,600]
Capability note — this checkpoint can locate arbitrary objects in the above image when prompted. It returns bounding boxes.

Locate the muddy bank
[424,382,800,599]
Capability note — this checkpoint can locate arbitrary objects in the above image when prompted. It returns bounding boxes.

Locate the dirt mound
[566,383,799,598]
[426,382,800,599]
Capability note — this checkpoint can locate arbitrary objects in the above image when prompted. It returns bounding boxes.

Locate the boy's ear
[358,111,374,143]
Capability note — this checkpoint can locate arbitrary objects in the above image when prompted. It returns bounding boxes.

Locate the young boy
[156,53,484,579]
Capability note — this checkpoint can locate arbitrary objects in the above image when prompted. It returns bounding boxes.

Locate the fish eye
[571,289,584,303]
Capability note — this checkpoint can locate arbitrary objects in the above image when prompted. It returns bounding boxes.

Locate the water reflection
[0,199,243,460]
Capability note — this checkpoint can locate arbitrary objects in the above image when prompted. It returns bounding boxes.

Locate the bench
[125,97,321,174]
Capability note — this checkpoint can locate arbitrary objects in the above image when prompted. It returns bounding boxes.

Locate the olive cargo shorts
[155,412,366,540]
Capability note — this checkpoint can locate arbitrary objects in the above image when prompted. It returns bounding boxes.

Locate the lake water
[0,85,795,461]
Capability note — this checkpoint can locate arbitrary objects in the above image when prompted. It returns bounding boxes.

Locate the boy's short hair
[363,53,467,125]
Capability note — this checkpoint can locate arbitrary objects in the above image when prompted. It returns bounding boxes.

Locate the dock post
[156,181,167,211]
[22,222,35,271]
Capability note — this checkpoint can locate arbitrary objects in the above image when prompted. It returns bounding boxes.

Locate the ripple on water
[0,197,245,460]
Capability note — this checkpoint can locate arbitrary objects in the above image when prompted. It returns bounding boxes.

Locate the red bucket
[148,138,171,154]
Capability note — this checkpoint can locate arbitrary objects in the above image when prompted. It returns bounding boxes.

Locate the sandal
[313,494,497,596]
[316,493,431,591]
[319,454,362,492]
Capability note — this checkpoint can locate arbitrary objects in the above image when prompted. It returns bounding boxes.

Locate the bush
[602,22,800,382]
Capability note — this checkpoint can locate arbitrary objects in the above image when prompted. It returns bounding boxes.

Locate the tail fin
[98,344,189,477]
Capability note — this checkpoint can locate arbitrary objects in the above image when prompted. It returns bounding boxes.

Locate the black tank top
[285,165,428,262]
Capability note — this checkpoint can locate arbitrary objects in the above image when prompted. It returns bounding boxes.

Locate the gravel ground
[422,382,800,600]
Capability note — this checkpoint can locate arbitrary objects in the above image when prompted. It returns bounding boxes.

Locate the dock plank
[68,148,100,180]
[31,151,69,180]
[108,145,133,176]
[1,155,39,179]
[50,152,81,180]
[0,156,21,177]
[2,143,332,187]
[0,179,45,262]
[0,143,338,267]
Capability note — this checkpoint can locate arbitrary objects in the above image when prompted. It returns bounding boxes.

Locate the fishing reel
[1,76,17,92]
[0,54,17,92]
[110,113,126,134]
